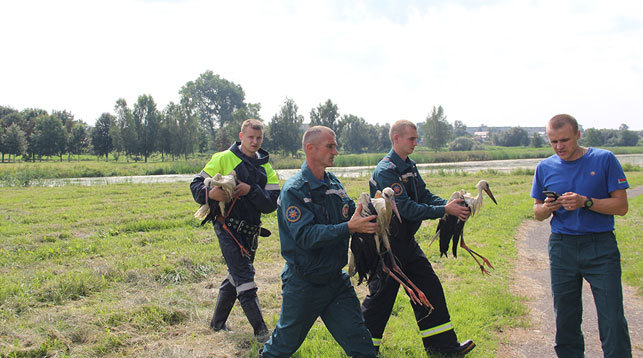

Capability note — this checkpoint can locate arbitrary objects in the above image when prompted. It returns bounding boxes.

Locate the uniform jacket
[190,142,280,226]
[369,149,447,238]
[277,162,355,283]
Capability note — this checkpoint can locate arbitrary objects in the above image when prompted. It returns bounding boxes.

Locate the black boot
[209,287,236,331]
[239,294,270,343]
[426,339,475,356]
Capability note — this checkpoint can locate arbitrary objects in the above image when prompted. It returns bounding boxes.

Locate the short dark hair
[548,114,578,134]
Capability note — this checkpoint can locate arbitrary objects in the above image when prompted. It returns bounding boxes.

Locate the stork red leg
[381,252,434,312]
[459,238,494,275]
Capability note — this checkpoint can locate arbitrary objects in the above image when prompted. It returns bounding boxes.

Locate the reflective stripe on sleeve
[371,337,382,347]
[198,170,211,179]
[264,183,280,191]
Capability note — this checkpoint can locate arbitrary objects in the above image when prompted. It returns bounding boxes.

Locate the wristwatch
[583,197,594,210]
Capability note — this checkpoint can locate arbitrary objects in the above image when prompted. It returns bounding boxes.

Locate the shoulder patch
[286,206,302,223]
[391,182,404,196]
[342,203,350,219]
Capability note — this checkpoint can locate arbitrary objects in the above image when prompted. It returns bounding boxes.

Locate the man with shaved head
[261,126,378,358]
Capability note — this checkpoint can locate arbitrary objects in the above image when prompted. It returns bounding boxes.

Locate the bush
[449,137,476,151]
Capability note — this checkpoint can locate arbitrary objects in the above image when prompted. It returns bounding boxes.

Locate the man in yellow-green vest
[190,118,280,343]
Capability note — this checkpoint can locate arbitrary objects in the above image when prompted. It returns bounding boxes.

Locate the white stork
[194,171,237,220]
[349,188,434,311]
[429,180,498,274]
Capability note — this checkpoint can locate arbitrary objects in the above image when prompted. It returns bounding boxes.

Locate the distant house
[474,131,489,139]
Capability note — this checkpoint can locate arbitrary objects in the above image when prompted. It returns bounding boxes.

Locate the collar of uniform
[230,141,270,165]
[387,149,414,172]
[300,162,329,190]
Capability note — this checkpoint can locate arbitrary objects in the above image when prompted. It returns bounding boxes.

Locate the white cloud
[1,0,641,130]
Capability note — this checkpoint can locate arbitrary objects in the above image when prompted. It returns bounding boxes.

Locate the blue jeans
[548,231,631,358]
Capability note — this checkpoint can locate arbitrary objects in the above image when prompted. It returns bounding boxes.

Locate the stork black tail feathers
[438,214,459,257]
[350,232,379,285]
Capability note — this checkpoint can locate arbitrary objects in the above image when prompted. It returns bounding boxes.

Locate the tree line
[1,70,640,163]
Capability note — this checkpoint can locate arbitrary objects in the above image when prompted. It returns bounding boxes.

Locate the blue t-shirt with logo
[531,148,629,235]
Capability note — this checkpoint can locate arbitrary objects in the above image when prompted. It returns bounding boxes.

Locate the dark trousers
[549,231,631,358]
[262,269,376,358]
[361,237,458,351]
[214,221,259,304]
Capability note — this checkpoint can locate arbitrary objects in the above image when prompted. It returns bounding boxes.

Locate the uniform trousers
[261,268,376,358]
[361,237,459,351]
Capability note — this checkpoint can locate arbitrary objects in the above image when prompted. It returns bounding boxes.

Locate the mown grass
[3,146,641,186]
[0,171,640,357]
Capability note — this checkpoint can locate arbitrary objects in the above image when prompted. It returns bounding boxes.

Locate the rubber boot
[239,294,270,343]
[209,286,236,331]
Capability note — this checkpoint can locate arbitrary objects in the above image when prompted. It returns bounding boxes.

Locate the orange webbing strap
[216,194,251,258]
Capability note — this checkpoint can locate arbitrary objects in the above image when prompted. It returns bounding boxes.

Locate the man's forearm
[533,203,553,221]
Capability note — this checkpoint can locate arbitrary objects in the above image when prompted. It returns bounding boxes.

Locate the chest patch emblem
[286,206,302,223]
[342,203,350,218]
[590,171,595,176]
[391,182,404,196]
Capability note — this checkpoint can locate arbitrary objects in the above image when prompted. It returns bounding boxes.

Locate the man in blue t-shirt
[531,114,631,358]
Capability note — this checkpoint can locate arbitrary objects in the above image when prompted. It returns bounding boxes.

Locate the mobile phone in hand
[542,190,559,200]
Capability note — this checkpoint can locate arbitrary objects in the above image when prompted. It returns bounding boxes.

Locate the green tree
[20,108,48,162]
[449,137,476,151]
[339,115,371,154]
[453,120,468,138]
[617,124,639,146]
[68,122,88,161]
[91,113,114,161]
[310,99,340,134]
[3,123,27,162]
[530,132,545,148]
[0,105,18,119]
[31,115,68,161]
[582,128,604,146]
[268,98,303,157]
[494,127,530,146]
[114,98,139,162]
[180,71,246,150]
[133,95,160,162]
[372,123,391,152]
[178,95,200,159]
[422,105,452,152]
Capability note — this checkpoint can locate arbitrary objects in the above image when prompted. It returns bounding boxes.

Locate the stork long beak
[389,197,402,222]
[483,186,498,205]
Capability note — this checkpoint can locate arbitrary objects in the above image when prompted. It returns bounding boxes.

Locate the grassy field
[0,171,641,357]
[2,146,642,186]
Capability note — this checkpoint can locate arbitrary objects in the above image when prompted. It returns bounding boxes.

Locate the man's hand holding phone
[542,190,563,212]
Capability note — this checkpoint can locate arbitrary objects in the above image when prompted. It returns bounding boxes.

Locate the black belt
[224,217,271,238]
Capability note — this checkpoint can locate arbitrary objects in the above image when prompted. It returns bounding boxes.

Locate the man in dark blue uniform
[190,119,280,343]
[532,114,631,357]
[261,126,378,358]
[361,120,475,356]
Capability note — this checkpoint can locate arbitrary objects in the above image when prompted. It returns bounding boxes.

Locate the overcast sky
[2,0,642,130]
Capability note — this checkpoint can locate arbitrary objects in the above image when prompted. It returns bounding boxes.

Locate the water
[23,154,643,187]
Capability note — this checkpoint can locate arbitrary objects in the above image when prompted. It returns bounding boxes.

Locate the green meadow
[0,171,641,357]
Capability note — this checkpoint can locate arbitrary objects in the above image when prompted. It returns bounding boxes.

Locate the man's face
[311,131,339,169]
[239,127,263,156]
[547,123,581,161]
[394,126,418,157]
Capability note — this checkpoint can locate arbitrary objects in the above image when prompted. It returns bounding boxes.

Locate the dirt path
[498,186,643,358]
